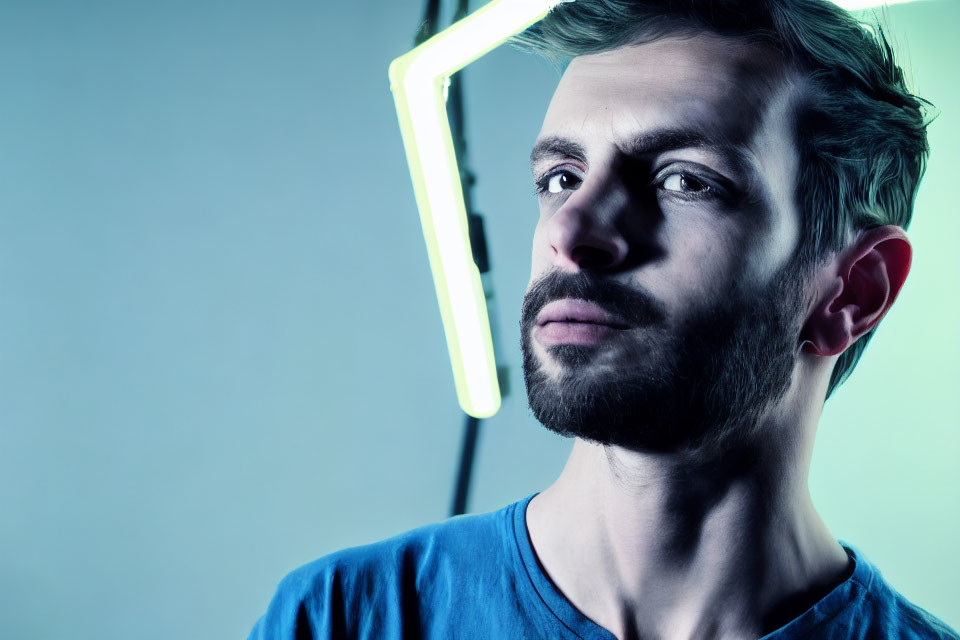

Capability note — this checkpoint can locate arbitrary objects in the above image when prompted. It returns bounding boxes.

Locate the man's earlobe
[800,226,912,357]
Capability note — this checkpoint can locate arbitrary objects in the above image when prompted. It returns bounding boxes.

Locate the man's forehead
[539,33,791,156]
[559,32,786,96]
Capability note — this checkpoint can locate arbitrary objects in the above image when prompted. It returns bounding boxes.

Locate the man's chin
[521,356,692,452]
[541,344,597,369]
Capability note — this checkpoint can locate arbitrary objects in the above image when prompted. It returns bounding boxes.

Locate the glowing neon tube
[389,0,567,418]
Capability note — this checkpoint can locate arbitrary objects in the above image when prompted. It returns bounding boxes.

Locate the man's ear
[800,226,912,357]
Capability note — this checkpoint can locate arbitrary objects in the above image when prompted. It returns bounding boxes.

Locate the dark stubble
[520,264,807,457]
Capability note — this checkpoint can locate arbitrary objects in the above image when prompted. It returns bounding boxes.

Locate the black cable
[411,0,490,517]
[450,414,481,516]
[441,0,488,518]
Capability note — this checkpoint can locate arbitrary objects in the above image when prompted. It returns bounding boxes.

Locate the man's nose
[546,177,633,272]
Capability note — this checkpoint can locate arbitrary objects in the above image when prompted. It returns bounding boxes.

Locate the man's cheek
[529,224,553,278]
[674,230,741,300]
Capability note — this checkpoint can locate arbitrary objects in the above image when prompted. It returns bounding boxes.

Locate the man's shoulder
[282,498,519,592]
[248,496,532,640]
[862,577,957,639]
[845,545,957,640]
[876,590,957,639]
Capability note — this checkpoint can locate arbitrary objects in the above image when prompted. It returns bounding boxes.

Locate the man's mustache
[521,270,667,329]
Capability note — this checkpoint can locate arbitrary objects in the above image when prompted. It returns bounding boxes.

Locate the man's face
[521,34,808,455]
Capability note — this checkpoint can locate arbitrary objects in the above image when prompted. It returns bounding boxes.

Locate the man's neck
[526,435,851,640]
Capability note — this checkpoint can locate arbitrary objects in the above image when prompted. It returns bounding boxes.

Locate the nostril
[570,245,618,269]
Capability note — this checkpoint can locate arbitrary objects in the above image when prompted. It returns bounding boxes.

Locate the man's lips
[534,299,630,347]
[536,298,629,329]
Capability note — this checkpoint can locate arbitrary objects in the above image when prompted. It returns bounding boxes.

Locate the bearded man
[249,1,955,638]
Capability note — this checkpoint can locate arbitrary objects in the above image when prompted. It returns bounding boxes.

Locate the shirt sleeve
[247,565,348,640]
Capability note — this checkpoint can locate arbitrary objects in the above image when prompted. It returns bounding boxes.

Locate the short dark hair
[511,0,932,400]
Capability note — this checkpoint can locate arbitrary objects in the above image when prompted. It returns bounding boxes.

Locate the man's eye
[661,173,711,195]
[537,170,582,195]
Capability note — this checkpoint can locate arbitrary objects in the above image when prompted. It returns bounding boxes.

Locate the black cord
[411,0,487,517]
[450,414,481,516]
[446,0,485,518]
[444,0,489,518]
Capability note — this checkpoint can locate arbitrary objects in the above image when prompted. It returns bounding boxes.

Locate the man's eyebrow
[529,129,748,172]
[529,136,587,171]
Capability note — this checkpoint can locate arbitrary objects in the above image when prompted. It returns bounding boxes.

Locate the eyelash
[533,168,720,202]
[533,170,578,196]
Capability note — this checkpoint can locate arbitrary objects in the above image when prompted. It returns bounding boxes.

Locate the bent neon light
[389,0,567,418]
[387,0,913,419]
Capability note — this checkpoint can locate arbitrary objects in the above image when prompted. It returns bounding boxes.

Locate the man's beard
[520,264,807,457]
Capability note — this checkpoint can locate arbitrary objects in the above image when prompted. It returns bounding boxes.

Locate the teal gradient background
[0,0,956,637]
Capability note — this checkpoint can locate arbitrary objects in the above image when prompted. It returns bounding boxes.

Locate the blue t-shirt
[249,494,956,639]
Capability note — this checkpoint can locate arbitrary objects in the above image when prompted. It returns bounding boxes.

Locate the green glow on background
[835,0,924,8]
[808,1,960,625]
